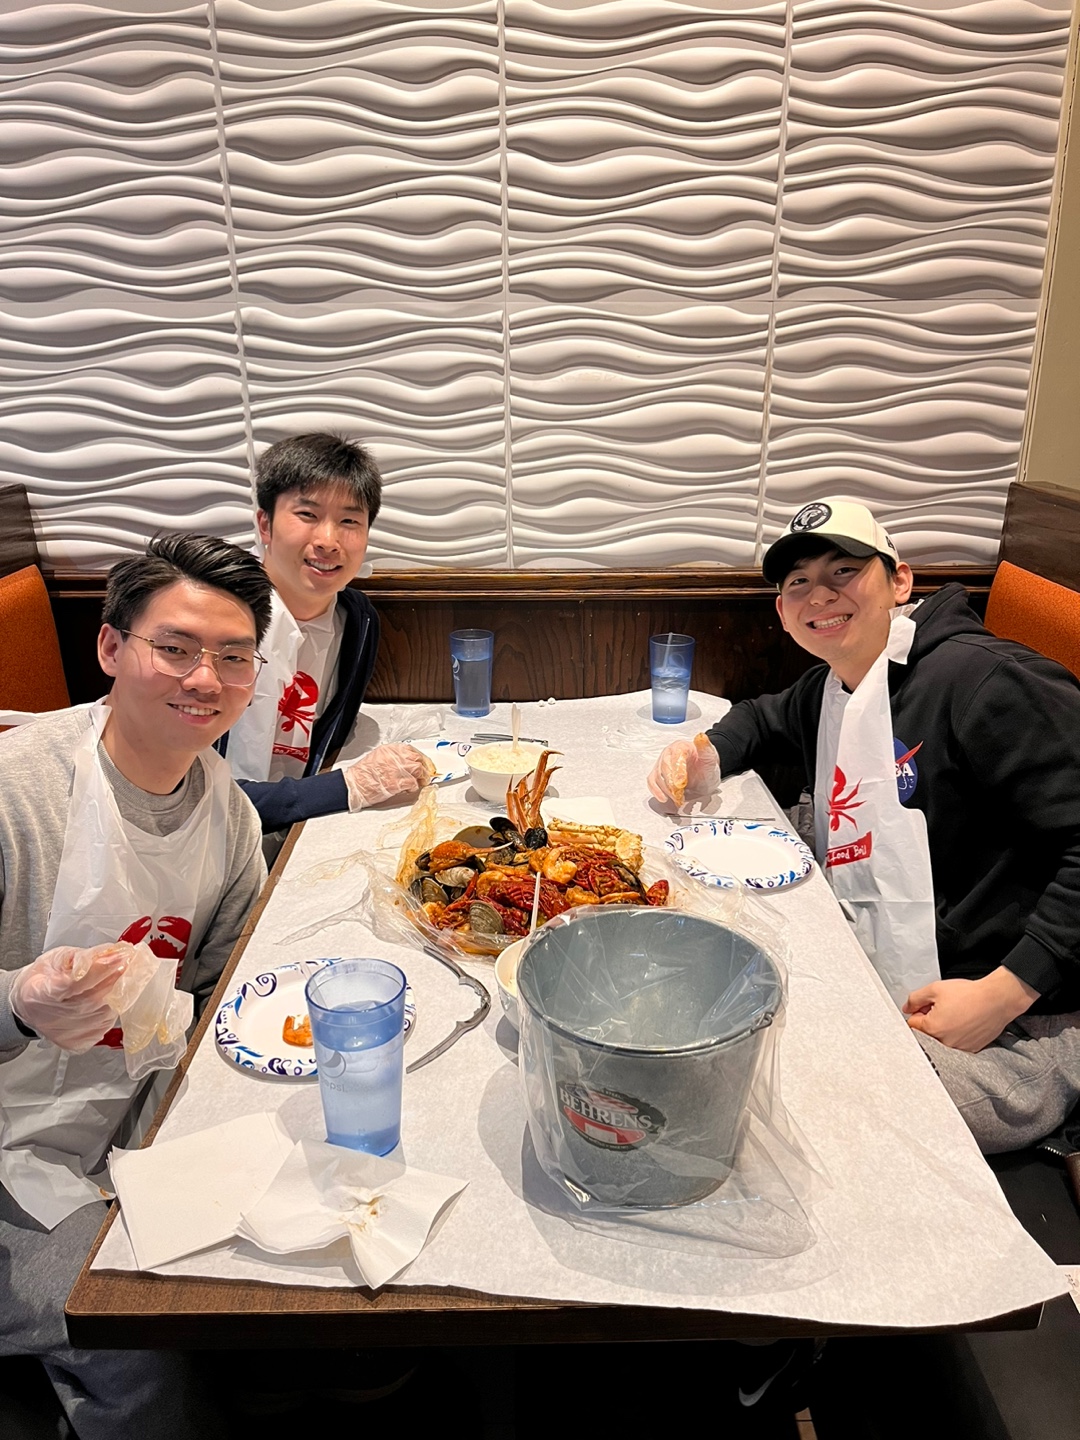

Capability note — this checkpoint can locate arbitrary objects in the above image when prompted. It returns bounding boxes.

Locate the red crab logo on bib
[277,672,317,738]
[273,672,318,762]
[95,915,192,1049]
[118,914,191,964]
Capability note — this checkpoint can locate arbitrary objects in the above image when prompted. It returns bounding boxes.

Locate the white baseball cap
[763,498,900,586]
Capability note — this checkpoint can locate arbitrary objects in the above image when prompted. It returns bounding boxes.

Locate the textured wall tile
[507,0,786,304]
[506,2,782,565]
[216,0,507,565]
[511,300,768,566]
[240,301,509,567]
[0,1,248,566]
[763,300,1038,561]
[780,0,1070,301]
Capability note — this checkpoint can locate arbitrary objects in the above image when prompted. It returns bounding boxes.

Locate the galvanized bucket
[517,907,783,1208]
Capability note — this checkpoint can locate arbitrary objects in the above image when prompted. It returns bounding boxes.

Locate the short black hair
[255,433,382,526]
[103,534,274,644]
[775,539,897,588]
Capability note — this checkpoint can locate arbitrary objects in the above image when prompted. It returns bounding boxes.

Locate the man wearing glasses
[0,533,271,1438]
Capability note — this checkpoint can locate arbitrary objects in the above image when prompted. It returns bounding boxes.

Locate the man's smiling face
[256,483,369,622]
[775,547,914,689]
[98,579,258,760]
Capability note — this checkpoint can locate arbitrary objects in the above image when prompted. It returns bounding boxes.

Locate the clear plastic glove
[344,743,437,813]
[647,733,721,813]
[9,943,125,1054]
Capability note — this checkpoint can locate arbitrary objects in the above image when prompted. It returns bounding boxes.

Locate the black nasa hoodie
[706,585,1080,1012]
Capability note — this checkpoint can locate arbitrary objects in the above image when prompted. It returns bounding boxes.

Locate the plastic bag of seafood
[358,787,744,960]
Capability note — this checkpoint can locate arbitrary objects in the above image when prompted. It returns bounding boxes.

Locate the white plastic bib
[813,610,940,1007]
[0,703,231,1227]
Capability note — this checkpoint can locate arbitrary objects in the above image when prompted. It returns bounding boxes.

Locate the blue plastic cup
[450,628,494,717]
[650,633,695,724]
[305,959,406,1156]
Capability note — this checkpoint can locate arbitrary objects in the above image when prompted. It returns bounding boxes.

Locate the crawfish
[644,879,670,907]
[483,875,570,920]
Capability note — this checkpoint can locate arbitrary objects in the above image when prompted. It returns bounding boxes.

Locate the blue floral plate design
[215,960,416,1078]
[406,738,472,784]
[664,819,814,891]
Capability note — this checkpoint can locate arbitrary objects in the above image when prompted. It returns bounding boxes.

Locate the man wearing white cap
[649,497,1080,1153]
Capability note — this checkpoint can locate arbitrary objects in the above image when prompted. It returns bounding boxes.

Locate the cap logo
[790,502,832,533]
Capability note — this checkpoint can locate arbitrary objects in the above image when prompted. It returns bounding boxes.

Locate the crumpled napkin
[74,940,193,1080]
[237,1140,467,1289]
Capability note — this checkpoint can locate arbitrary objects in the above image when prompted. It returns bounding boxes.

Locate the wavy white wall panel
[763,300,1038,560]
[506,1,784,566]
[781,0,1069,301]
[217,0,509,566]
[0,1,1070,569]
[0,2,252,566]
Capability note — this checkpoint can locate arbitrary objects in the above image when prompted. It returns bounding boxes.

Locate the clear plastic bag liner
[377,705,446,747]
[514,906,827,1258]
[71,941,193,1080]
[281,788,746,958]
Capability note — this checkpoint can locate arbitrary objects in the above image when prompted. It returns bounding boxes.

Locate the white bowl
[494,938,525,1029]
[466,744,545,806]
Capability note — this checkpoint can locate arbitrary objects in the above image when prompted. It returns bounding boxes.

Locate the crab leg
[504,749,562,833]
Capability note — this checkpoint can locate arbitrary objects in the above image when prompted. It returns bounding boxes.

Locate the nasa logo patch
[894,737,923,803]
[790,502,833,533]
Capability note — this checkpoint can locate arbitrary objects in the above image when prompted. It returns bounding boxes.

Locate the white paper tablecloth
[94,692,1066,1327]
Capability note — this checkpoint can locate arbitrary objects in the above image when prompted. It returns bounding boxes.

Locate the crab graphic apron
[224,592,337,783]
[0,703,231,1228]
[223,590,304,783]
[813,609,940,1007]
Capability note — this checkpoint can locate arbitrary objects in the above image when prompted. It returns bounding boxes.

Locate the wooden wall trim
[44,563,994,603]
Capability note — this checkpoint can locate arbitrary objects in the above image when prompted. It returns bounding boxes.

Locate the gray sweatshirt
[0,706,266,1056]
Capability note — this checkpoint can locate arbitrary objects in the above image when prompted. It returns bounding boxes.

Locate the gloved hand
[344,743,437,813]
[9,943,126,1053]
[647,733,721,813]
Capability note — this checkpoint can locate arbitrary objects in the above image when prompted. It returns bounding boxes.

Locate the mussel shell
[611,862,645,894]
[468,900,506,935]
[454,825,502,849]
[434,865,475,889]
[478,843,515,869]
[523,826,548,850]
[414,851,432,873]
[489,817,524,846]
[411,876,448,905]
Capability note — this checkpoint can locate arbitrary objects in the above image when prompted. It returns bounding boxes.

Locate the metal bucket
[517,907,783,1208]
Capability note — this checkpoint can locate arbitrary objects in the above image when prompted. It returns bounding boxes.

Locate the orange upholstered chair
[984,560,1080,681]
[0,565,70,714]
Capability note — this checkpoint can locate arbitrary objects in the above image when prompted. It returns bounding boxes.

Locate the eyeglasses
[122,631,266,687]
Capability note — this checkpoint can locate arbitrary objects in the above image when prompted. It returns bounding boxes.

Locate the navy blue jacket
[219,587,380,833]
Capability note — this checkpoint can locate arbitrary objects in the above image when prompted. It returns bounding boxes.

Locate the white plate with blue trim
[406,738,472,784]
[215,960,416,1078]
[664,819,814,891]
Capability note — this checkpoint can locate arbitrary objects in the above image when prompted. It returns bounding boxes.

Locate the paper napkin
[237,1139,467,1289]
[109,1112,295,1270]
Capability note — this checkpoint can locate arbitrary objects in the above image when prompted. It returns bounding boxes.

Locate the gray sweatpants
[916,1011,1080,1154]
[0,1186,225,1440]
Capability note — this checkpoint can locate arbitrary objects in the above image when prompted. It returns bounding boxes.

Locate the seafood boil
[400,751,669,947]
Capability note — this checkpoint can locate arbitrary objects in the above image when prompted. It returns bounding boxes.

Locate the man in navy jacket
[219,434,431,835]
[649,498,1080,1152]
